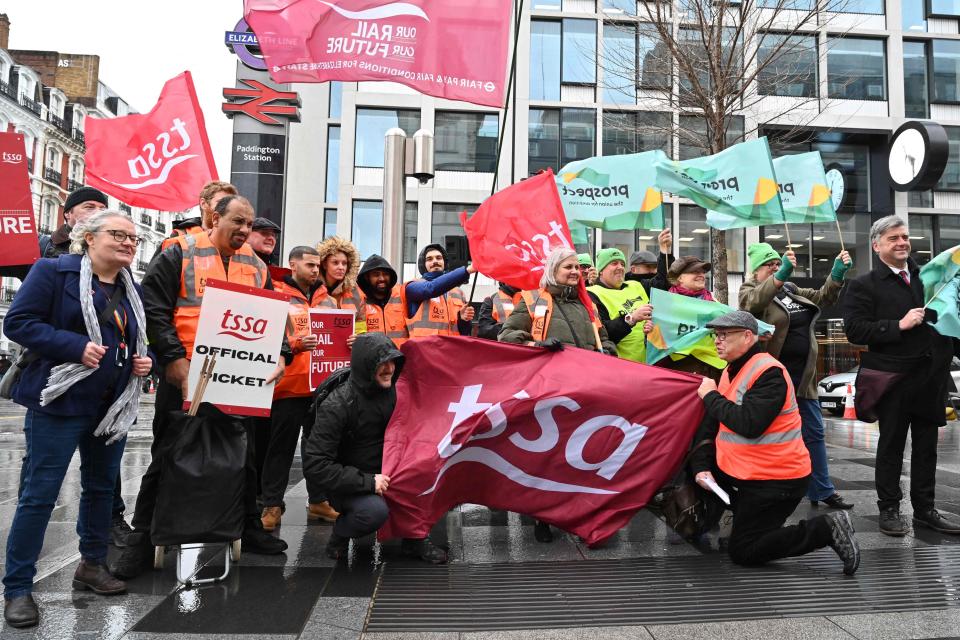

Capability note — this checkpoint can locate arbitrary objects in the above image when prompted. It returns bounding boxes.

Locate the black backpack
[308,367,352,419]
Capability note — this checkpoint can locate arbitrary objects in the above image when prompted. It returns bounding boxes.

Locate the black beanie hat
[64,186,108,212]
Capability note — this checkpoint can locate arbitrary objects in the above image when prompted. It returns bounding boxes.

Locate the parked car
[818,359,960,417]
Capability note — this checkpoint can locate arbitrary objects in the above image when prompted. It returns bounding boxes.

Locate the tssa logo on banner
[118,119,194,189]
[217,309,269,341]
[2,152,23,164]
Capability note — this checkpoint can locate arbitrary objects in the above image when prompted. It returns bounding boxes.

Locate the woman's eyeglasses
[97,230,144,246]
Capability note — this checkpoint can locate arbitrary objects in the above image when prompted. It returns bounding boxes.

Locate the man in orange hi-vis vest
[689,310,861,576]
[403,244,476,338]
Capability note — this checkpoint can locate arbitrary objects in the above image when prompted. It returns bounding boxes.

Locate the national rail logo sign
[222,79,301,126]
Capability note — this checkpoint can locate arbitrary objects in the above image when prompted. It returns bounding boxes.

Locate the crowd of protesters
[2,180,958,628]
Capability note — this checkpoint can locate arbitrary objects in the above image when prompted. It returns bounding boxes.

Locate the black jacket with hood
[478,283,520,340]
[302,333,405,497]
[357,254,399,308]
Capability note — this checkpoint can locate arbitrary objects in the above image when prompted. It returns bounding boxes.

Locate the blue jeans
[798,397,836,501]
[3,410,126,599]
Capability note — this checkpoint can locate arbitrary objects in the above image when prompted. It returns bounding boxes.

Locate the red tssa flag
[461,170,574,292]
[84,71,218,211]
[0,132,40,268]
[379,337,704,545]
[244,0,512,108]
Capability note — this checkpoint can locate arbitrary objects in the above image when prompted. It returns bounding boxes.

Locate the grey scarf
[40,253,148,444]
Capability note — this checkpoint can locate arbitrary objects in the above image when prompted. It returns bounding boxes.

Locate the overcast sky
[7,1,239,178]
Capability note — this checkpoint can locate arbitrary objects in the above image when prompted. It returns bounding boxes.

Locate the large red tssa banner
[0,132,40,268]
[245,0,513,108]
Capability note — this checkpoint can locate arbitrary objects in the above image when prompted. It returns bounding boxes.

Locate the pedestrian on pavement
[477,282,522,340]
[691,310,860,576]
[247,217,281,265]
[112,195,291,580]
[577,253,598,286]
[842,215,960,536]
[625,228,674,293]
[740,243,854,511]
[2,211,153,628]
[317,236,365,320]
[302,333,448,563]
[261,247,340,532]
[403,244,476,338]
[356,254,409,348]
[499,247,616,543]
[587,247,652,364]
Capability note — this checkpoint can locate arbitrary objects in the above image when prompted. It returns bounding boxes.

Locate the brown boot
[306,501,339,523]
[261,506,282,531]
[72,559,126,595]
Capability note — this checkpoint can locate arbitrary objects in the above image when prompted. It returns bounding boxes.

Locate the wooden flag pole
[784,221,792,250]
[836,218,846,252]
[923,278,952,310]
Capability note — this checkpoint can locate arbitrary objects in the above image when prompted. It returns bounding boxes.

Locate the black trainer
[879,507,908,537]
[3,594,38,628]
[913,509,960,535]
[110,531,153,579]
[826,511,860,576]
[325,533,349,560]
[533,520,554,543]
[241,521,288,555]
[400,538,448,564]
[812,493,854,510]
[111,514,134,548]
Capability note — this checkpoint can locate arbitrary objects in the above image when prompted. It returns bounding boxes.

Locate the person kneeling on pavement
[302,333,447,563]
[689,310,860,575]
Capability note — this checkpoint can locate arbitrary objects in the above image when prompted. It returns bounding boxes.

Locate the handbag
[660,439,719,540]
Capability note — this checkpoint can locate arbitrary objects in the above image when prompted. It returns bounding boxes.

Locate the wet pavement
[0,397,958,639]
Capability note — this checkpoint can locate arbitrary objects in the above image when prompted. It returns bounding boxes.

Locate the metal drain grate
[367,546,960,631]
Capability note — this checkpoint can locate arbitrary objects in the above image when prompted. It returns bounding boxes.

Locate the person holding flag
[403,244,476,338]
[587,248,652,363]
[577,254,598,286]
[740,243,853,511]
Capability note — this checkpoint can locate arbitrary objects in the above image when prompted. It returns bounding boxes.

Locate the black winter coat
[302,333,405,498]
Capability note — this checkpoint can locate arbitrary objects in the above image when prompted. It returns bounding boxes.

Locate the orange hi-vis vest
[715,352,811,481]
[363,284,409,347]
[174,231,268,360]
[521,289,602,344]
[491,290,522,323]
[161,225,205,252]
[272,274,329,400]
[326,282,364,320]
[405,282,467,338]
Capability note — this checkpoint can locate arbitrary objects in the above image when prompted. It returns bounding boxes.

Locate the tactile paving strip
[366,546,960,631]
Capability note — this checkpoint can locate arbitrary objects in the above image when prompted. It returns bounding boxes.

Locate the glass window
[534,0,561,7]
[602,111,671,156]
[325,126,340,204]
[902,0,927,31]
[938,127,960,191]
[562,19,596,84]
[329,82,342,119]
[354,109,420,168]
[762,224,810,277]
[837,0,884,13]
[638,28,671,90]
[574,228,596,256]
[827,37,886,101]
[678,115,743,160]
[352,201,383,259]
[324,208,338,239]
[603,23,636,103]
[435,112,498,172]
[602,0,635,11]
[678,27,741,106]
[677,206,711,262]
[909,214,935,266]
[909,190,934,207]
[561,108,596,166]
[933,40,960,103]
[432,203,476,245]
[929,0,960,16]
[403,203,418,264]
[759,0,814,7]
[904,41,929,118]
[758,34,817,98]
[938,215,960,254]
[529,108,560,174]
[601,229,635,256]
[531,21,562,100]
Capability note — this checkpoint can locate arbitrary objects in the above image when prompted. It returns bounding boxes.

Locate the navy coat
[4,254,147,417]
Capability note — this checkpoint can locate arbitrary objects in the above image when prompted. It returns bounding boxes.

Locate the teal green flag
[654,137,784,230]
[557,150,667,237]
[920,244,960,339]
[646,288,775,368]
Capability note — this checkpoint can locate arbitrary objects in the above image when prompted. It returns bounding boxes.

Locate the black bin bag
[151,404,247,546]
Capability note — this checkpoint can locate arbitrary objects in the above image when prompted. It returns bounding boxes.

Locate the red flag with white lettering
[0,132,40,268]
[379,337,704,545]
[460,170,574,292]
[84,71,218,211]
[244,0,513,108]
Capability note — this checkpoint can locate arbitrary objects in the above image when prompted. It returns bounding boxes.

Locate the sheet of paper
[703,476,731,505]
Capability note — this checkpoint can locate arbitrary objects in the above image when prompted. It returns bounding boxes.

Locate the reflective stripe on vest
[406,284,466,337]
[364,284,409,347]
[521,289,602,345]
[491,290,521,323]
[587,281,648,363]
[715,353,811,481]
[173,232,268,359]
[161,226,204,252]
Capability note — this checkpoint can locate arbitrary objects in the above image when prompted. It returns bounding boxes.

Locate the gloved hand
[535,337,565,351]
[831,250,853,282]
[774,254,794,282]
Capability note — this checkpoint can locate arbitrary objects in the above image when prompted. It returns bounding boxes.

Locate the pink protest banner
[0,132,40,268]
[310,308,354,390]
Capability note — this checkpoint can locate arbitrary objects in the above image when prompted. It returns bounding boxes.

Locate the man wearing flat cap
[247,217,281,265]
[687,310,860,575]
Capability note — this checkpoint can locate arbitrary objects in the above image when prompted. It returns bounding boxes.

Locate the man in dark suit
[842,215,960,537]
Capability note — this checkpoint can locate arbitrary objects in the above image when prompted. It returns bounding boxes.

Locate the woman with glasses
[738,242,853,511]
[2,211,152,629]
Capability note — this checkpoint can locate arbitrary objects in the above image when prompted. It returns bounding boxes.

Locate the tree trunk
[711,228,728,305]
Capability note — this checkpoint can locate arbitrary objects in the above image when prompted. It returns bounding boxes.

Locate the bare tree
[596,0,856,303]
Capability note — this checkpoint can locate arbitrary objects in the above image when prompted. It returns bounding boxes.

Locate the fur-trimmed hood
[316,235,360,295]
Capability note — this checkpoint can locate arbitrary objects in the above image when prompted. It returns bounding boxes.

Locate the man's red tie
[899,270,910,285]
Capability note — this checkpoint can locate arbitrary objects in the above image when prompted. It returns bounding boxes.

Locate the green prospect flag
[920,244,960,339]
[557,150,668,241]
[654,137,784,230]
[646,288,775,368]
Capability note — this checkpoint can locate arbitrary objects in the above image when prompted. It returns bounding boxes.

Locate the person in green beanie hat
[739,242,854,511]
[576,253,598,286]
[586,247,652,364]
